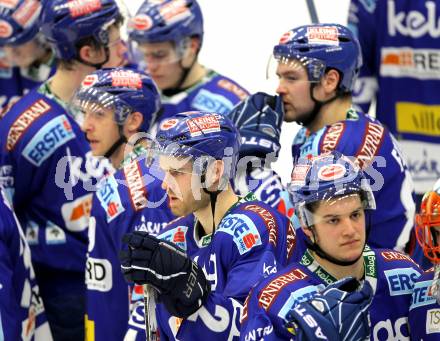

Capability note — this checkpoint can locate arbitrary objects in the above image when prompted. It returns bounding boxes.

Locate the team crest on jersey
[129,14,153,31]
[12,0,41,28]
[7,98,52,151]
[192,89,234,115]
[307,26,339,46]
[186,112,221,137]
[258,268,308,311]
[96,176,125,222]
[242,204,278,247]
[158,226,188,251]
[123,160,147,211]
[22,114,76,166]
[217,213,262,255]
[25,220,39,245]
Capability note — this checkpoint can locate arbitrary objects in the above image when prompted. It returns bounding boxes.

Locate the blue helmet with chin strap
[40,0,121,60]
[129,0,203,47]
[273,23,362,93]
[0,0,43,46]
[155,111,241,180]
[74,67,161,132]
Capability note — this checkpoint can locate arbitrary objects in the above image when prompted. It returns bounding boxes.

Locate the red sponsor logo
[217,79,248,100]
[286,221,296,260]
[307,26,338,44]
[129,14,153,31]
[7,99,52,151]
[160,118,179,131]
[0,0,19,10]
[172,227,185,243]
[243,233,258,249]
[320,122,344,153]
[186,114,221,137]
[317,163,346,181]
[124,161,147,211]
[81,74,99,88]
[107,201,120,217]
[381,251,416,264]
[159,0,189,23]
[243,204,277,247]
[279,30,293,44]
[258,268,308,311]
[67,0,102,18]
[70,196,92,221]
[111,70,142,89]
[0,19,12,38]
[12,0,40,28]
[355,122,384,169]
[241,288,252,323]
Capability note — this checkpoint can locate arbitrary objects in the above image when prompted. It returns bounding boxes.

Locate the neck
[49,63,96,103]
[194,185,239,236]
[180,61,206,89]
[313,250,365,281]
[307,96,352,133]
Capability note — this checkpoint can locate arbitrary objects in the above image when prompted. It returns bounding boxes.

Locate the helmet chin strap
[200,172,227,235]
[77,46,110,70]
[162,48,198,97]
[296,83,344,127]
[104,125,127,160]
[306,213,371,267]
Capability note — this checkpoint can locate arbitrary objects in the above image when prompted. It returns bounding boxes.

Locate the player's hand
[227,92,284,159]
[285,277,373,341]
[120,231,210,318]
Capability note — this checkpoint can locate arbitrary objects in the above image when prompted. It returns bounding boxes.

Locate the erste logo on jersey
[258,268,308,311]
[124,160,147,211]
[192,89,234,115]
[410,280,435,310]
[186,112,221,137]
[158,226,188,251]
[97,175,125,222]
[22,114,76,166]
[307,26,339,46]
[12,0,40,28]
[385,267,420,296]
[7,98,52,151]
[65,0,102,18]
[217,213,262,255]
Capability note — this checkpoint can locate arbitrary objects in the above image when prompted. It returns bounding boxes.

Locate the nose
[341,217,358,237]
[276,80,286,96]
[81,114,94,133]
[161,171,172,191]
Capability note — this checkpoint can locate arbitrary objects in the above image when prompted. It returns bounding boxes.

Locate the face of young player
[81,106,120,158]
[307,194,366,263]
[159,155,210,217]
[3,39,47,68]
[102,25,128,68]
[275,59,316,123]
[138,41,186,90]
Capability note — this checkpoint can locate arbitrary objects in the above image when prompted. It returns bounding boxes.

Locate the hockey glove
[120,231,210,318]
[285,277,373,341]
[227,92,283,159]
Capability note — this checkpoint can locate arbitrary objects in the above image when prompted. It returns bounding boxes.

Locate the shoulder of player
[375,248,422,271]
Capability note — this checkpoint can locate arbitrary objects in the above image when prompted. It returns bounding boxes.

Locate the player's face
[309,194,366,263]
[81,106,120,157]
[102,25,128,68]
[3,39,46,68]
[276,60,315,123]
[159,155,209,216]
[138,41,184,90]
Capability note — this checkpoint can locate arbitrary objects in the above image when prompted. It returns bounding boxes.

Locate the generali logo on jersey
[388,0,440,38]
[123,160,147,211]
[7,99,52,151]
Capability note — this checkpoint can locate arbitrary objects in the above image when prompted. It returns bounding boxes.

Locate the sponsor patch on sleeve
[22,114,76,166]
[157,226,188,251]
[385,267,421,296]
[96,176,125,223]
[191,89,234,114]
[217,213,262,255]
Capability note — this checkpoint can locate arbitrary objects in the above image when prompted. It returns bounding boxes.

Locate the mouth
[340,240,360,247]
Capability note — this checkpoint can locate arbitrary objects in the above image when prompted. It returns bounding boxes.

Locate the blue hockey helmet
[154,111,241,180]
[74,67,161,132]
[0,0,43,46]
[40,0,121,60]
[129,0,203,47]
[273,23,362,92]
[288,151,375,228]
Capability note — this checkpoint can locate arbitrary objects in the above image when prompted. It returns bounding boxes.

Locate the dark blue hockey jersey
[409,267,440,340]
[125,193,297,340]
[85,148,175,341]
[348,0,440,194]
[241,246,422,341]
[0,187,52,340]
[292,109,415,251]
[0,86,111,294]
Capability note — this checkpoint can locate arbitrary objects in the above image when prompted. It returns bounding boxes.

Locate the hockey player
[348,0,440,199]
[409,182,440,340]
[241,151,422,340]
[128,0,249,132]
[272,23,415,252]
[120,111,297,340]
[0,186,52,341]
[0,1,127,339]
[73,67,175,341]
[0,0,54,113]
